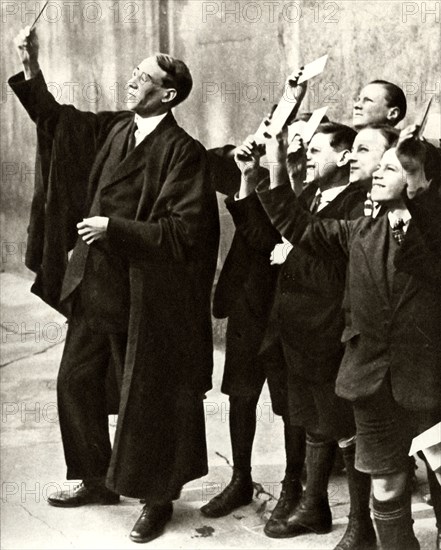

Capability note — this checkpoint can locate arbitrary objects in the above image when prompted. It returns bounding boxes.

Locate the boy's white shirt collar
[314,183,349,211]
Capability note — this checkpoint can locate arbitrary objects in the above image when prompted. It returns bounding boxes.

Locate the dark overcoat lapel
[88,116,133,196]
[104,113,220,501]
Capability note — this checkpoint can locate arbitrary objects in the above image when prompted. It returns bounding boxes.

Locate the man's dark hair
[155,53,193,108]
[364,124,400,147]
[316,122,357,151]
[368,80,407,124]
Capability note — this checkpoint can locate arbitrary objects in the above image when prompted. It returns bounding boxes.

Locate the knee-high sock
[373,478,420,550]
[282,416,305,479]
[229,395,259,474]
[342,443,372,520]
[303,433,336,503]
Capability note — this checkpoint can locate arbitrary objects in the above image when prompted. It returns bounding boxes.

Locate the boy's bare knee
[372,471,408,501]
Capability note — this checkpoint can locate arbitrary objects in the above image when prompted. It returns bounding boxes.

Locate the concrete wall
[1,0,164,272]
[169,0,440,139]
[1,0,440,274]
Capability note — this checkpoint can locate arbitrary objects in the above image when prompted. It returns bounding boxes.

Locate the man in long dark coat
[11,26,219,544]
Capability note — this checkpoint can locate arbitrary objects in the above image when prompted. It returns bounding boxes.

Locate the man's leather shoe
[130,502,173,543]
[333,514,377,550]
[264,496,332,538]
[264,477,303,537]
[47,481,120,507]
[200,468,254,518]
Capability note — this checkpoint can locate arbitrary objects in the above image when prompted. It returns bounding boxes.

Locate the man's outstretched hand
[14,26,40,79]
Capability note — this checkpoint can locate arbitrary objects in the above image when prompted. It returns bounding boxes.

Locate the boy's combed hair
[369,80,407,123]
[316,122,357,151]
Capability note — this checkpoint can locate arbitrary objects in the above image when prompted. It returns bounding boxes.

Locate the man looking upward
[11,26,219,544]
[353,80,407,129]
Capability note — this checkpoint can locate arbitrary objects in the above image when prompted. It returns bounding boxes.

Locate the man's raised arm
[223,136,280,255]
[10,27,117,141]
[256,134,354,261]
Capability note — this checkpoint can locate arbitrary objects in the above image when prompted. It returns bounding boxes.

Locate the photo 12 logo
[2,481,79,503]
[204,401,275,423]
[2,321,67,345]
[201,1,340,24]
[1,1,141,25]
[2,401,59,424]
[401,2,440,22]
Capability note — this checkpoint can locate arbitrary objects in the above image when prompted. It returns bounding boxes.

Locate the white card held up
[300,106,330,144]
[409,422,441,472]
[417,96,434,138]
[254,54,329,144]
[287,106,329,144]
[295,54,329,85]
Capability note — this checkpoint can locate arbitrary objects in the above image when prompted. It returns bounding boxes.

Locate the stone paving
[1,272,438,549]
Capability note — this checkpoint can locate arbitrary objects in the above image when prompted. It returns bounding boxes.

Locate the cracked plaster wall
[1,0,439,275]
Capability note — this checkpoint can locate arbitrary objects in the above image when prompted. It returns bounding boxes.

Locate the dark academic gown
[9,71,220,501]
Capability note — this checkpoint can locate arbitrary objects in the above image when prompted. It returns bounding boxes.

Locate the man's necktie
[310,191,322,214]
[391,218,406,245]
[126,120,137,154]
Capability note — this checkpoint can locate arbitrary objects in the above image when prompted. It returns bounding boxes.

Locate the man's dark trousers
[57,296,127,480]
